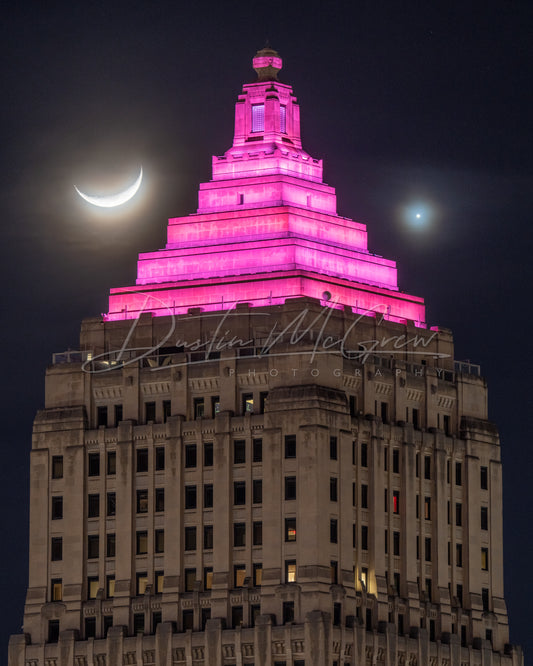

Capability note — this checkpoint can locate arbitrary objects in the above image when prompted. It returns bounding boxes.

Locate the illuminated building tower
[9,48,523,666]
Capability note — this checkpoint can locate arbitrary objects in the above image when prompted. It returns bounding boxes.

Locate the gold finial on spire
[252,46,282,82]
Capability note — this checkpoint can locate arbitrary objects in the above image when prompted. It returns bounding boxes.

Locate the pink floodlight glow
[105,48,427,328]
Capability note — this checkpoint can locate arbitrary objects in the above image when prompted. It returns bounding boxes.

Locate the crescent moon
[75,167,143,208]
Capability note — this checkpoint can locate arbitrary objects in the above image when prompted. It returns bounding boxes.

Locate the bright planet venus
[74,166,143,208]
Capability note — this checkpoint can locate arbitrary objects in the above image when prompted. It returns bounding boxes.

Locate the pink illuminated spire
[106,48,426,326]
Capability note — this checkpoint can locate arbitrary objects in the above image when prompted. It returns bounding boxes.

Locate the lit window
[51,579,62,601]
[204,567,213,590]
[251,104,265,132]
[285,560,296,583]
[136,572,148,595]
[136,531,148,555]
[106,575,115,598]
[136,489,148,513]
[234,565,246,588]
[424,497,431,520]
[253,563,262,586]
[481,547,489,571]
[242,393,254,414]
[285,517,296,542]
[88,576,99,599]
[211,396,220,416]
[393,490,400,514]
[360,567,368,589]
[280,105,286,133]
[156,571,164,593]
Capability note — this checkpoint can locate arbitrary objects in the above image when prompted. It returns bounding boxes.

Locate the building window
[393,490,400,514]
[252,479,262,504]
[443,414,450,435]
[482,587,489,611]
[211,395,220,416]
[481,547,489,570]
[194,397,204,419]
[88,452,100,476]
[283,601,294,624]
[106,575,115,598]
[155,446,165,471]
[251,104,265,132]
[285,517,296,542]
[88,534,99,559]
[456,502,462,526]
[234,481,246,505]
[424,455,431,480]
[133,613,144,634]
[84,617,96,639]
[203,525,213,550]
[136,448,148,473]
[103,615,113,637]
[155,529,164,553]
[330,436,338,460]
[204,442,213,467]
[456,583,463,606]
[97,406,108,427]
[163,400,171,422]
[253,438,263,462]
[234,439,246,464]
[204,483,213,508]
[360,567,368,590]
[416,453,420,477]
[51,578,62,601]
[330,477,338,502]
[153,611,162,632]
[424,497,431,520]
[456,543,463,568]
[455,461,462,486]
[136,572,148,595]
[184,568,196,592]
[107,451,116,475]
[48,619,60,643]
[253,521,263,546]
[114,404,123,424]
[232,605,244,628]
[480,465,488,489]
[88,493,100,518]
[384,488,388,512]
[106,533,116,558]
[285,560,296,583]
[329,518,338,543]
[361,484,368,508]
[393,531,400,556]
[259,392,268,413]
[204,567,213,590]
[425,578,432,602]
[145,401,156,423]
[413,408,420,429]
[182,609,194,630]
[331,560,338,584]
[385,529,388,554]
[136,531,148,555]
[52,496,63,520]
[280,105,287,133]
[417,536,420,559]
[234,523,246,547]
[52,456,63,479]
[285,476,296,500]
[253,563,262,587]
[155,571,164,593]
[185,444,197,468]
[425,537,431,562]
[136,489,148,513]
[361,443,368,467]
[361,525,368,550]
[234,564,246,588]
[185,485,197,509]
[155,488,165,512]
[185,526,197,551]
[242,393,254,414]
[384,446,388,471]
[285,434,296,458]
[392,449,400,473]
[481,506,488,530]
[51,537,62,561]
[88,576,99,599]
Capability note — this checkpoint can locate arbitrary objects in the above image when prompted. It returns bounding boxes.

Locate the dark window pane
[155,446,165,471]
[88,452,100,476]
[253,438,263,462]
[52,456,63,479]
[204,484,213,508]
[285,435,296,458]
[185,444,197,468]
[285,476,296,500]
[155,488,165,512]
[204,442,213,467]
[234,440,246,464]
[185,485,197,509]
[145,401,156,423]
[137,448,149,473]
[185,526,197,551]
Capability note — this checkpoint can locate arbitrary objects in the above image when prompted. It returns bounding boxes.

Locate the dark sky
[2,0,532,660]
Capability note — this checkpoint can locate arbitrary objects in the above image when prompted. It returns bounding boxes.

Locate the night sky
[2,1,532,661]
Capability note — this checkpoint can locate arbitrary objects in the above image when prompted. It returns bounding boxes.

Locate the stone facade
[9,48,523,666]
